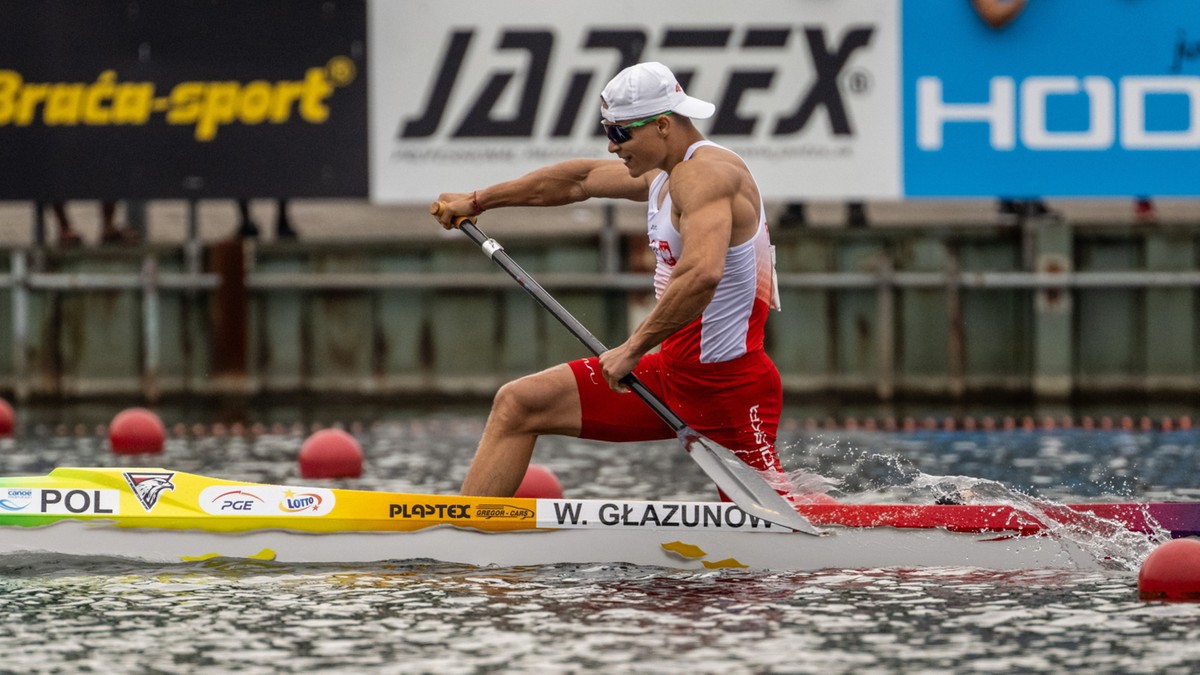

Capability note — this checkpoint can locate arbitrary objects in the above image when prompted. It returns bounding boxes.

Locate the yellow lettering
[194,82,238,141]
[0,61,347,134]
[298,67,333,123]
[45,84,84,126]
[236,81,272,124]
[0,70,22,124]
[14,84,46,125]
[270,81,303,123]
[82,71,117,125]
[112,83,153,124]
[167,82,203,124]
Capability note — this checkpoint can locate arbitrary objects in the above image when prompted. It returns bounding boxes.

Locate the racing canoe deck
[0,468,1191,570]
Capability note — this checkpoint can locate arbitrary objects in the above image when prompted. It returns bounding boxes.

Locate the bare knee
[488,368,579,436]
[491,379,539,433]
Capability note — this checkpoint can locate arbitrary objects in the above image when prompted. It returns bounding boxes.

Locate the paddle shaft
[457,220,687,433]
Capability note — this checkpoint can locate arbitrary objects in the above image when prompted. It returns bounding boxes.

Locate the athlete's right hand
[431,193,476,229]
[599,343,640,394]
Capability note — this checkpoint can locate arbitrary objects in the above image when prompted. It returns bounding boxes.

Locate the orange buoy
[298,428,363,479]
[0,398,13,437]
[514,464,563,499]
[109,407,166,454]
[1139,538,1200,601]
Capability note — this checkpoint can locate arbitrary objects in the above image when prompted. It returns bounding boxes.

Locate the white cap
[600,62,715,123]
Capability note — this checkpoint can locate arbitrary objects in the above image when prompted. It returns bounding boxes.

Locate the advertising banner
[369,0,900,202]
[903,0,1200,197]
[10,1,1193,203]
[0,0,368,200]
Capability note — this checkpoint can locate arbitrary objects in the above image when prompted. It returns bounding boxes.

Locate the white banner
[369,0,900,202]
[537,499,784,531]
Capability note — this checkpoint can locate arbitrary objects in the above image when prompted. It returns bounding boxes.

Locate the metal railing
[3,244,1199,401]
[2,251,219,401]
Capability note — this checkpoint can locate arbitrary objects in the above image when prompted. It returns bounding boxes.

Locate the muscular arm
[434,159,653,226]
[598,161,736,389]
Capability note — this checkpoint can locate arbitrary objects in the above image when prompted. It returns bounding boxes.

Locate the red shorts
[568,350,783,475]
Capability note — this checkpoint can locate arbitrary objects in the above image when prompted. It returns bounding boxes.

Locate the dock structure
[0,199,1198,402]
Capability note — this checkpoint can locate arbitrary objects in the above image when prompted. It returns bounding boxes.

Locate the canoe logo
[123,471,176,512]
[280,490,324,513]
[0,488,33,511]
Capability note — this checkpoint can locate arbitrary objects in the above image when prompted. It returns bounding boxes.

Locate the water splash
[777,441,1172,571]
[783,468,842,495]
[902,471,1171,571]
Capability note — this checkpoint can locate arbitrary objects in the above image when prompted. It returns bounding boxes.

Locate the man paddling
[432,62,785,499]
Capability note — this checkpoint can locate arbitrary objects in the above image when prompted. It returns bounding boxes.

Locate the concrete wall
[2,219,1198,401]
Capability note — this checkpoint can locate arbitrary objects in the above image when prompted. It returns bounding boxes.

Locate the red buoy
[109,407,165,454]
[514,464,563,499]
[299,429,363,479]
[109,408,165,454]
[0,398,13,437]
[1139,538,1200,601]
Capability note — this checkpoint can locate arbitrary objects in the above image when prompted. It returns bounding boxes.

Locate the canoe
[0,467,1191,570]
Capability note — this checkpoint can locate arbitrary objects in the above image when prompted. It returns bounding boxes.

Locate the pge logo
[209,489,267,513]
[400,25,876,141]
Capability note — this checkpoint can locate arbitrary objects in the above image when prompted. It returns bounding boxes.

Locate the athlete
[432,62,785,499]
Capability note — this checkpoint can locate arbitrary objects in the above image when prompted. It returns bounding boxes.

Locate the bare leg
[99,200,117,238]
[99,200,138,243]
[460,363,581,497]
[275,198,297,239]
[236,198,260,238]
[51,201,69,230]
[52,201,82,246]
[101,200,117,229]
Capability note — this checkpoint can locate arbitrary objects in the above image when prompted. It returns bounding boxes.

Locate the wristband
[471,190,484,215]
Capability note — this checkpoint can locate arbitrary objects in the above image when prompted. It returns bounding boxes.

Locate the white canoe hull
[0,467,1181,571]
[0,519,1109,571]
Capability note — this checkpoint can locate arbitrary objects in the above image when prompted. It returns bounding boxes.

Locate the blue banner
[903,0,1200,197]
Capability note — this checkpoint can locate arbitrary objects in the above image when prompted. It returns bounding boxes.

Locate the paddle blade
[679,429,826,536]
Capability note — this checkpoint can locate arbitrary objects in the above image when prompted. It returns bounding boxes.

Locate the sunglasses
[602,111,672,144]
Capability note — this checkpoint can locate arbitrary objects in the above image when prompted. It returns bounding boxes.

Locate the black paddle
[431,203,823,535]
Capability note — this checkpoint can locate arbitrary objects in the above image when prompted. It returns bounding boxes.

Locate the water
[2,404,1200,673]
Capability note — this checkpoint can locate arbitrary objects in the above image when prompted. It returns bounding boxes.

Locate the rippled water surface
[2,404,1200,673]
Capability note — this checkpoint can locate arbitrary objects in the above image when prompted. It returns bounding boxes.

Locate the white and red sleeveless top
[647,140,780,365]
